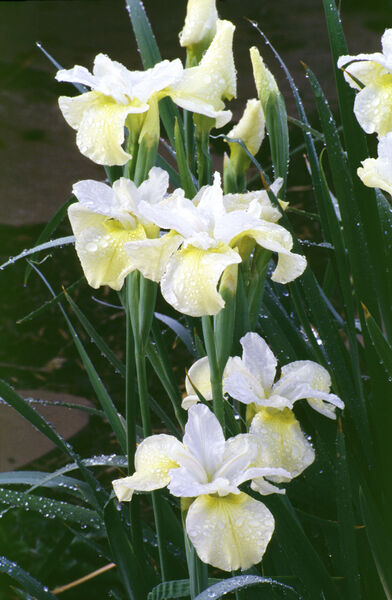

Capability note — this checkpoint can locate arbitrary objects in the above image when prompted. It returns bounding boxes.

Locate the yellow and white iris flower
[337,29,392,136]
[224,332,344,483]
[68,167,182,290]
[357,132,392,195]
[128,172,305,316]
[113,403,289,571]
[56,21,235,165]
[181,333,343,484]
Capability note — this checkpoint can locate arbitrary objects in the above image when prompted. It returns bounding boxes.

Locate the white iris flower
[181,333,344,483]
[68,167,182,290]
[128,173,305,316]
[337,29,392,136]
[56,21,235,165]
[113,404,289,571]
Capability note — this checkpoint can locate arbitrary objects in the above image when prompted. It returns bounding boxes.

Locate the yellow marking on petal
[355,74,392,136]
[161,243,241,316]
[186,492,274,571]
[113,434,182,502]
[124,231,183,283]
[68,204,146,290]
[250,407,315,482]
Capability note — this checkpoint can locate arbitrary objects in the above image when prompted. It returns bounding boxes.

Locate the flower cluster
[55,0,342,577]
[338,29,392,195]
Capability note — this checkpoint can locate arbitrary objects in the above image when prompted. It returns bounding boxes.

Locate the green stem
[183,511,209,598]
[201,315,225,431]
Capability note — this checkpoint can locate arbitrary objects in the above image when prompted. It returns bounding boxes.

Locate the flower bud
[250,46,279,113]
[227,98,265,175]
[179,0,218,61]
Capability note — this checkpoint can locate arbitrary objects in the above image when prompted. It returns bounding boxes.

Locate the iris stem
[127,272,168,581]
[201,315,225,432]
[183,516,209,598]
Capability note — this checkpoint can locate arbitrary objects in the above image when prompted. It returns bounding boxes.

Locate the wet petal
[183,404,225,475]
[354,76,392,136]
[68,204,146,290]
[72,179,136,227]
[179,0,218,48]
[124,232,183,282]
[357,132,392,195]
[59,91,148,165]
[186,492,275,571]
[250,408,315,482]
[112,434,183,501]
[169,20,236,125]
[240,332,277,393]
[224,356,264,405]
[273,360,344,417]
[183,356,213,409]
[161,243,241,316]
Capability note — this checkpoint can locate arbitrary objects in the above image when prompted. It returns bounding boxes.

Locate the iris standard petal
[186,492,275,571]
[161,243,241,316]
[72,179,136,227]
[112,434,183,501]
[250,407,315,482]
[224,356,264,405]
[68,204,146,290]
[183,404,225,476]
[182,356,213,409]
[124,232,183,282]
[240,332,277,393]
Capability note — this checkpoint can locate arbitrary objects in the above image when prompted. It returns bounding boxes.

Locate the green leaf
[125,0,161,68]
[359,488,392,600]
[336,423,361,600]
[0,236,74,271]
[362,304,392,378]
[104,498,151,600]
[64,289,126,377]
[17,277,85,324]
[0,556,57,599]
[156,153,181,188]
[194,575,300,599]
[24,196,75,284]
[155,311,196,357]
[0,487,103,529]
[148,579,221,600]
[174,118,197,199]
[265,496,341,600]
[265,91,290,193]
[323,0,391,331]
[0,470,89,498]
[27,261,127,453]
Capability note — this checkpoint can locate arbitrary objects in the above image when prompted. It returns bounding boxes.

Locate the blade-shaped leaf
[24,196,75,284]
[0,487,103,529]
[0,556,57,600]
[194,575,299,599]
[0,236,75,271]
